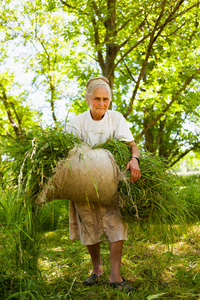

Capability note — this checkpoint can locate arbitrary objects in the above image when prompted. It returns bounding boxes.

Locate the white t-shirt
[66,110,134,147]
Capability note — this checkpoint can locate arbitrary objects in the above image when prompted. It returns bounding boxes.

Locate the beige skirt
[69,201,128,245]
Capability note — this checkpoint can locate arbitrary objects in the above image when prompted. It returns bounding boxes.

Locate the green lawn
[3,222,199,300]
[1,175,200,299]
[39,223,200,299]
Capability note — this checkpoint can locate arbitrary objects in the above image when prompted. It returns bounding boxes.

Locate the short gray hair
[86,76,111,100]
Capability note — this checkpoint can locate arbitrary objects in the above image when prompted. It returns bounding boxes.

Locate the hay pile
[2,127,192,274]
[97,139,190,224]
[5,127,190,224]
[5,127,81,201]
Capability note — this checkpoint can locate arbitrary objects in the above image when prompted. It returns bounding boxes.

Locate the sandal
[83,273,101,286]
[110,278,134,292]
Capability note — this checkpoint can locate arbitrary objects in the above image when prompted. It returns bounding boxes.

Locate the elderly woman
[66,76,141,292]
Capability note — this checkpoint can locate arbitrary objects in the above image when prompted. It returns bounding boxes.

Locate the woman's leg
[109,240,124,283]
[86,242,103,276]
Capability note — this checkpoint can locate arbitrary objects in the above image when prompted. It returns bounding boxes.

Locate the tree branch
[122,1,167,118]
[90,15,105,72]
[118,19,146,50]
[10,101,22,128]
[175,2,200,18]
[123,61,136,82]
[91,1,104,22]
[137,67,200,140]
[0,119,13,138]
[115,9,143,36]
[123,0,188,118]
[169,144,198,167]
[0,84,22,137]
[60,0,89,15]
[113,32,151,76]
[160,21,186,38]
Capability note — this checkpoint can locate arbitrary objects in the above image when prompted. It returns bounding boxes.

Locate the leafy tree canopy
[0,0,200,166]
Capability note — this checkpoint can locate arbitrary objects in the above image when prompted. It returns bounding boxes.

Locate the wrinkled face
[86,87,111,120]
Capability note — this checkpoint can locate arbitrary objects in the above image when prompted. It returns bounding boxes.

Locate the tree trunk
[103,0,118,107]
[0,84,22,137]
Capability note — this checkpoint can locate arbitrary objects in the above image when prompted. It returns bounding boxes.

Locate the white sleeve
[65,119,82,140]
[114,114,134,142]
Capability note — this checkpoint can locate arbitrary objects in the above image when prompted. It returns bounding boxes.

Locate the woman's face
[86,87,111,120]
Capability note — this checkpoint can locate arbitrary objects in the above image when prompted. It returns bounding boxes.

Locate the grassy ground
[39,223,200,300]
[3,222,200,300]
[1,174,200,299]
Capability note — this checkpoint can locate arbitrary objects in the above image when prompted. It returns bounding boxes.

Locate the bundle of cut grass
[1,127,81,273]
[97,139,191,224]
[5,128,190,225]
[2,127,192,277]
[36,144,119,205]
[4,126,82,201]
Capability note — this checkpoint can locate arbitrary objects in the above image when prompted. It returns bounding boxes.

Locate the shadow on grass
[2,222,200,299]
[38,224,200,299]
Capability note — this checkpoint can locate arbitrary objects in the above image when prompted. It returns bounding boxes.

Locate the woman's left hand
[126,158,141,183]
